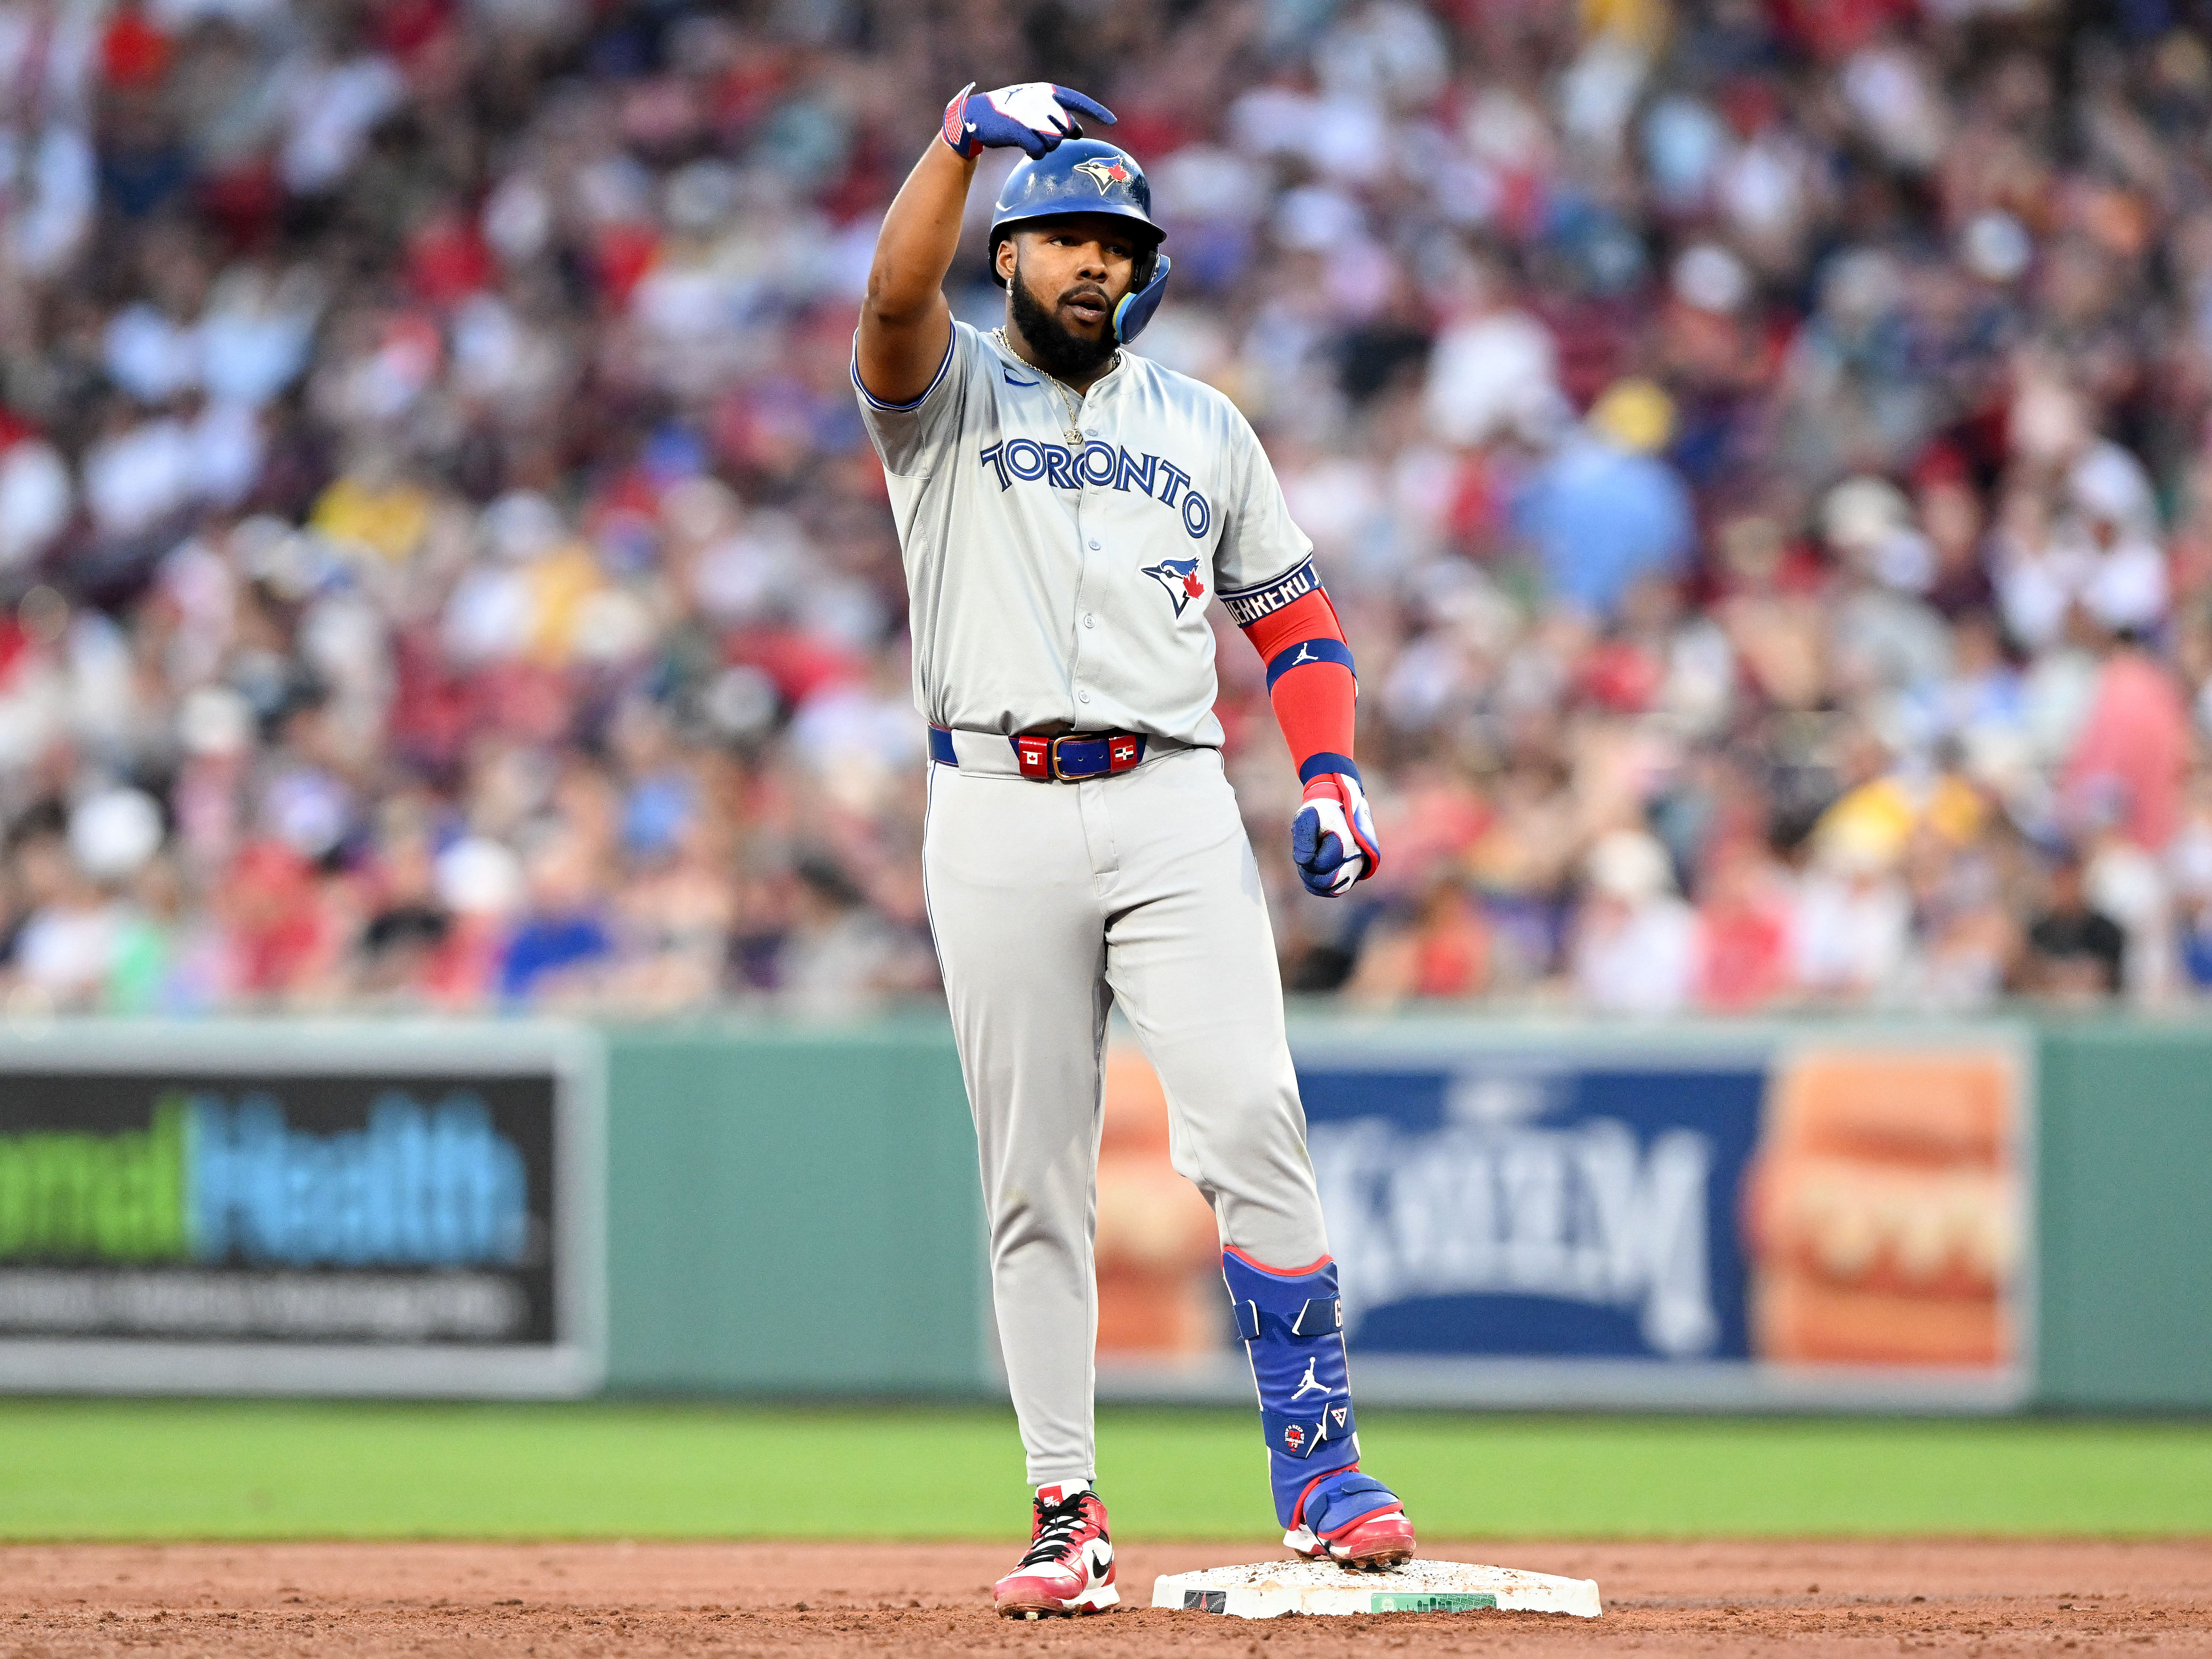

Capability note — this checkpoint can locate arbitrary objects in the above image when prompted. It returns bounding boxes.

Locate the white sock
[1036,1479,1091,1504]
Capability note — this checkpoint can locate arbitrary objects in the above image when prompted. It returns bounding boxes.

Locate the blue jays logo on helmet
[1072,155,1132,194]
[1143,557,1205,618]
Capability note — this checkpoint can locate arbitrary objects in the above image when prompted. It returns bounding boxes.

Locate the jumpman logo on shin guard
[1291,1356,1327,1399]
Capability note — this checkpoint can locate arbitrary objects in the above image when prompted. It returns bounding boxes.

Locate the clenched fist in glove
[941,82,1115,159]
[1292,771,1382,898]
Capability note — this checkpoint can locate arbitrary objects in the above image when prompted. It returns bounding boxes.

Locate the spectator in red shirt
[1695,839,1794,1011]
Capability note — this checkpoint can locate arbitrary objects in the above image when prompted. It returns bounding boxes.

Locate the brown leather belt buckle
[1050,733,1091,782]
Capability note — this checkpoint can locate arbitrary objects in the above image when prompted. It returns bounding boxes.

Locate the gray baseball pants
[922,741,1330,1486]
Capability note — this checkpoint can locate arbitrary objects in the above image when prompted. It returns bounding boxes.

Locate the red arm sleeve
[1236,582,1359,785]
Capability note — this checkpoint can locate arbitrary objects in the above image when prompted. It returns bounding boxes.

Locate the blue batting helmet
[988,138,1172,343]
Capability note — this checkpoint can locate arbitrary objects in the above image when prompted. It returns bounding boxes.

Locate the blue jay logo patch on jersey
[1143,557,1205,618]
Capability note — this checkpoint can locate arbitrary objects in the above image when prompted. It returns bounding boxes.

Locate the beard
[1008,260,1119,383]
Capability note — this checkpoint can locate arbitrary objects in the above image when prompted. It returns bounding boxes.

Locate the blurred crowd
[4,0,2212,1016]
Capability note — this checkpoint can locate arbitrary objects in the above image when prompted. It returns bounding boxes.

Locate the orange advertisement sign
[1744,1048,2024,1370]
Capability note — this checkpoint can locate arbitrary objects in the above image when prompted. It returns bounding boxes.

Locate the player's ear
[995,235,1019,286]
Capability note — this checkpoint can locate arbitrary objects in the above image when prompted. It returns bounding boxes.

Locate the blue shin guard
[1222,1249,1360,1528]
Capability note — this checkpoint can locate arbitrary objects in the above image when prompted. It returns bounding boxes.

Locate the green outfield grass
[1,1401,2207,1541]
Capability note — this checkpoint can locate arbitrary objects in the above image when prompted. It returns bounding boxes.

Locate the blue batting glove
[1292,772,1382,898]
[941,82,1115,160]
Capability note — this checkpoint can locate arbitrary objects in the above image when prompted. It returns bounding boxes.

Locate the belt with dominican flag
[929,725,1155,782]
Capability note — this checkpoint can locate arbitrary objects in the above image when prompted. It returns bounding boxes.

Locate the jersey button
[1087,539,1101,551]
[1083,614,1096,628]
[1077,690,1091,704]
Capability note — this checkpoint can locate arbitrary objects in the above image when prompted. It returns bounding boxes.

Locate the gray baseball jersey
[853,319,1319,744]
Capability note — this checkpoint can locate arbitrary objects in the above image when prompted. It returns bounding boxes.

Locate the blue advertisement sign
[1268,1027,2034,1409]
[1304,1061,1764,1365]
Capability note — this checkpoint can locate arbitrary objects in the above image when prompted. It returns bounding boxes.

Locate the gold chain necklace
[996,327,1106,446]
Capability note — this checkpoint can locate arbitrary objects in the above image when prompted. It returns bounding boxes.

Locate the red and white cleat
[1284,1469,1417,1570]
[992,1482,1119,1619]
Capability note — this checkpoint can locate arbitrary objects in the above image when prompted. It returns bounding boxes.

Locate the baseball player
[854,82,1415,1619]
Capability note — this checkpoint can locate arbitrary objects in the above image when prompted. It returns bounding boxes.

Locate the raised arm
[855,82,1116,407]
[856,142,973,407]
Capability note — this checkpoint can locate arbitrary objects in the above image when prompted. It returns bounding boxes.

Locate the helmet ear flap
[1112,251,1171,344]
[1132,243,1159,294]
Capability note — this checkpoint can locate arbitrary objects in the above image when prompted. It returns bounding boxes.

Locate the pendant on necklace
[1064,428,1083,445]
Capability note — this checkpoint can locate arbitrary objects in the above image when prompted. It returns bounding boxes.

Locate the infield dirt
[1,1539,2205,1656]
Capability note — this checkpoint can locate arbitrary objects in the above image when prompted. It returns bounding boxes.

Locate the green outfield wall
[600,1021,987,1394]
[592,1015,2212,1410]
[2033,1022,2212,1410]
[1,1015,2200,1406]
